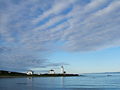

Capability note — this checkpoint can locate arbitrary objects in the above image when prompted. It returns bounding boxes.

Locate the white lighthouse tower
[61,66,64,74]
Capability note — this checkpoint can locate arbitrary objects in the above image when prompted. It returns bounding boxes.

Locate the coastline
[0,70,79,78]
[0,74,79,78]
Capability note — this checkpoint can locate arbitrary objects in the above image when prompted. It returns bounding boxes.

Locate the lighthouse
[61,66,64,74]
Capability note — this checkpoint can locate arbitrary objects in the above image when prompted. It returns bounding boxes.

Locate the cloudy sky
[0,0,120,73]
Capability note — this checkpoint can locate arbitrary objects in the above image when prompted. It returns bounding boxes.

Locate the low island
[0,70,79,78]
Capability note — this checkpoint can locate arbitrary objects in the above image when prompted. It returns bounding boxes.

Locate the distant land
[0,70,79,77]
[86,72,120,74]
[98,72,120,74]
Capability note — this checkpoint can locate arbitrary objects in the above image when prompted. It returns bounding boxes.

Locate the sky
[0,0,120,74]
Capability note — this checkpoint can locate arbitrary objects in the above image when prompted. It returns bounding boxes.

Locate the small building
[61,66,64,74]
[63,71,66,74]
[61,66,66,74]
[26,70,34,75]
[49,69,55,74]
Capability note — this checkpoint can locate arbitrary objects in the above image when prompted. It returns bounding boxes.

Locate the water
[0,73,120,90]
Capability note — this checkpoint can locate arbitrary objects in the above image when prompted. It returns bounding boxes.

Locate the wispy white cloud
[0,0,120,71]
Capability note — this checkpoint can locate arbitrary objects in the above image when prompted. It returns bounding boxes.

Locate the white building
[61,66,66,74]
[61,66,64,74]
[49,69,55,74]
[27,70,33,75]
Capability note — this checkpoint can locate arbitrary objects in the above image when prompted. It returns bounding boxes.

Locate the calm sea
[0,73,120,90]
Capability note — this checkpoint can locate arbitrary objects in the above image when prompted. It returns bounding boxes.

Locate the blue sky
[49,47,120,73]
[0,0,120,73]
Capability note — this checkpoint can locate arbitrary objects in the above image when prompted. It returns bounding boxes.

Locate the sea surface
[0,73,120,90]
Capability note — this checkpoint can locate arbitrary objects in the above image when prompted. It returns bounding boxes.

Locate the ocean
[0,73,120,90]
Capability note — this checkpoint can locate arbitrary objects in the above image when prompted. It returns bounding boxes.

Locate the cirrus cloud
[0,0,120,71]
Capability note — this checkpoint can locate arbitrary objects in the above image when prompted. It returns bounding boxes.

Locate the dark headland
[0,70,79,78]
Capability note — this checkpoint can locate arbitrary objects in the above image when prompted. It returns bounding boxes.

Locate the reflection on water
[1,74,120,90]
[27,77,33,90]
[61,77,65,88]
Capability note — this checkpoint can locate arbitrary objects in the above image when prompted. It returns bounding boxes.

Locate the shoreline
[0,70,79,78]
[0,75,79,78]
[0,74,80,78]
